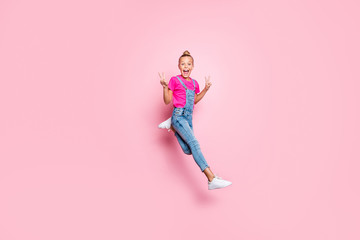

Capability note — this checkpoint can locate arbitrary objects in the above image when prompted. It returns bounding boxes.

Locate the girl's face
[178,56,194,79]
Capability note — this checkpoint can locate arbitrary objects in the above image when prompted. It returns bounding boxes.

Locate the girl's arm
[163,86,173,105]
[195,75,212,104]
[194,89,208,104]
[159,72,173,105]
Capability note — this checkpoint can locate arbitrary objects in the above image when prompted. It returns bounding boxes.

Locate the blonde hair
[178,50,194,66]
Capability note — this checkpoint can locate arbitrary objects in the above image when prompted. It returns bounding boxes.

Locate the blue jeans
[171,107,209,172]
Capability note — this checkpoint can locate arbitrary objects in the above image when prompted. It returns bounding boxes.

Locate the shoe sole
[208,182,232,190]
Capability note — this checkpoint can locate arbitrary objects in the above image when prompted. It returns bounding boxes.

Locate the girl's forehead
[180,57,193,63]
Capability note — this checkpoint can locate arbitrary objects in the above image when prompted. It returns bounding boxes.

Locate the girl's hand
[158,72,168,88]
[205,75,212,91]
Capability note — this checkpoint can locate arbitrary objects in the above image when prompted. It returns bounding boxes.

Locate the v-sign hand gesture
[158,72,168,88]
[205,75,212,91]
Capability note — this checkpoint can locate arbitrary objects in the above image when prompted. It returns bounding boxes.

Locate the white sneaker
[158,117,172,132]
[208,175,232,190]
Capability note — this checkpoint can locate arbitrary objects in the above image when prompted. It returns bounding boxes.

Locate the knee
[181,143,192,155]
[183,149,192,155]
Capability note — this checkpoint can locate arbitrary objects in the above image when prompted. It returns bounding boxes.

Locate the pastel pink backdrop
[0,0,359,239]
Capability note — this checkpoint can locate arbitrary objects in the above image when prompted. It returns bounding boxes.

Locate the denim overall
[171,76,209,172]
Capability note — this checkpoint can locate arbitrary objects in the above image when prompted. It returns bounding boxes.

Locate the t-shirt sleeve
[195,80,200,94]
[168,77,176,91]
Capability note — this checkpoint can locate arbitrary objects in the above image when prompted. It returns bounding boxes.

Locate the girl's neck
[180,75,191,81]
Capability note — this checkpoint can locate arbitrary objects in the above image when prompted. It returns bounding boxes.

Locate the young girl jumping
[159,50,232,190]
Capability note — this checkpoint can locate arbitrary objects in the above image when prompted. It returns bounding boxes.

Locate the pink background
[1,0,359,239]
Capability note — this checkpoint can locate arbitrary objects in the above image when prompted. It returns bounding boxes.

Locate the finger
[158,72,162,79]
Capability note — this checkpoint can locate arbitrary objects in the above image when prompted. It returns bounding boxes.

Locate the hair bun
[183,50,191,55]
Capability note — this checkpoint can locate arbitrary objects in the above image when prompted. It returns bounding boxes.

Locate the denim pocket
[172,112,181,126]
[174,109,183,116]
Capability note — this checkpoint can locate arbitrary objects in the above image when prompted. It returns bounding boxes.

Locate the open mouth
[183,69,189,74]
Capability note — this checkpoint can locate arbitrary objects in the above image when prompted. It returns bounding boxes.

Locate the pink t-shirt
[168,75,200,109]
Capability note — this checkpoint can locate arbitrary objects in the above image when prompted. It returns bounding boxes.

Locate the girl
[159,50,232,190]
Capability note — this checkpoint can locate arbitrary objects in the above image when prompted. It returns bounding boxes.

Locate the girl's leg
[203,167,215,182]
[170,125,176,132]
[174,117,194,154]
[172,116,210,175]
[171,117,190,154]
[171,115,232,188]
[174,131,191,155]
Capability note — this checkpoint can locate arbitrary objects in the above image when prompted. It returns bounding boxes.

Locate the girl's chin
[182,73,190,77]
